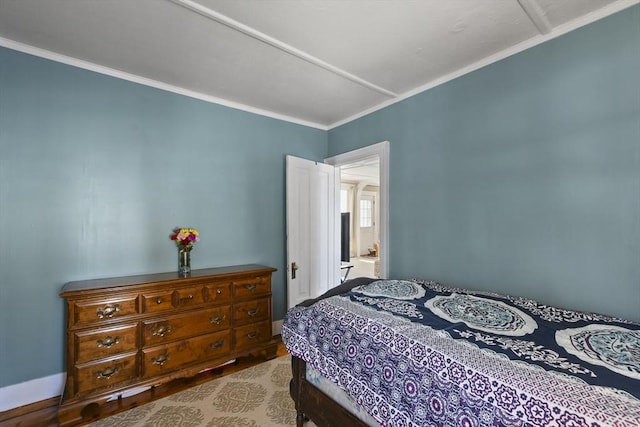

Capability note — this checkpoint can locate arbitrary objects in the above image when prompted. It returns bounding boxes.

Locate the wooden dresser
[58,264,278,426]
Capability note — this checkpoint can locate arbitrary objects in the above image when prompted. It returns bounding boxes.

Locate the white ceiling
[341,156,380,186]
[0,0,636,129]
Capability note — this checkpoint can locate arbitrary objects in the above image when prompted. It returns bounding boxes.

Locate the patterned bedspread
[282,279,640,427]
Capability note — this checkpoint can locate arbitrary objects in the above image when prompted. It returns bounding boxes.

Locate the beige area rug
[89,354,317,427]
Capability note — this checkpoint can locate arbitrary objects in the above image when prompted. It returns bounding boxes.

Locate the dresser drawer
[141,290,174,314]
[234,297,270,326]
[142,331,232,378]
[73,295,139,326]
[203,282,232,303]
[142,306,232,346]
[172,285,207,308]
[75,323,138,364]
[74,353,137,395]
[233,276,270,299]
[234,320,271,351]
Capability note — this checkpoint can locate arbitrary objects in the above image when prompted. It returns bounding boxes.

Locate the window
[360,198,372,227]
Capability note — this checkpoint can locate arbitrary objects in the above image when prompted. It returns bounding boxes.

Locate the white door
[286,156,341,309]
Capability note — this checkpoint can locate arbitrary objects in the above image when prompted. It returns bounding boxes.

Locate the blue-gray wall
[0,47,327,387]
[329,6,640,323]
[1,4,638,392]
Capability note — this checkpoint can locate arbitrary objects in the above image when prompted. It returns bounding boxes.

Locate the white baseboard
[272,319,283,336]
[0,373,65,412]
[0,323,286,412]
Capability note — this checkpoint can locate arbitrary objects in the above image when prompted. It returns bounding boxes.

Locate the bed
[281,277,640,427]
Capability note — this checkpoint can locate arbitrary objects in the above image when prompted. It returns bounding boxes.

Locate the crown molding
[1,0,636,131]
[0,36,329,130]
[328,0,640,130]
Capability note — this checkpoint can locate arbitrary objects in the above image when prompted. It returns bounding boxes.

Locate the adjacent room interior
[340,155,381,281]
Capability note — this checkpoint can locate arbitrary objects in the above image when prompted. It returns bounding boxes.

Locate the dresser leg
[263,341,279,360]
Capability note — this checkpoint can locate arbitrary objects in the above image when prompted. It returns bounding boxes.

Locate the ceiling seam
[169,0,398,98]
[517,0,553,34]
[328,0,639,129]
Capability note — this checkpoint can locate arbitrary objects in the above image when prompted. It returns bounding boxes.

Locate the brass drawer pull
[96,304,120,319]
[210,339,225,349]
[210,315,226,325]
[247,309,259,317]
[246,331,260,339]
[152,325,172,337]
[152,354,170,366]
[216,289,223,295]
[96,366,119,379]
[156,297,163,304]
[97,336,120,348]
[244,284,257,291]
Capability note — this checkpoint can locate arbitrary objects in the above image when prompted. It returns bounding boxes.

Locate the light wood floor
[0,338,288,427]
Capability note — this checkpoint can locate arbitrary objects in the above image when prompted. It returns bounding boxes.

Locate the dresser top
[60,264,277,296]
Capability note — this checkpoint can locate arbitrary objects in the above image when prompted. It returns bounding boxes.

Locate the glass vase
[178,247,191,276]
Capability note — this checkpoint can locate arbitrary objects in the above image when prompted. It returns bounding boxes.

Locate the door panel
[286,156,340,309]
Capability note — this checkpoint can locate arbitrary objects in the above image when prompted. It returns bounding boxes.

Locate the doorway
[326,141,389,281]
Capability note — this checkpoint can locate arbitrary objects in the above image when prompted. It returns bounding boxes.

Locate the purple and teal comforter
[282,278,640,427]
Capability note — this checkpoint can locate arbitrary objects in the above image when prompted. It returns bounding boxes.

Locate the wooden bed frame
[290,355,370,427]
